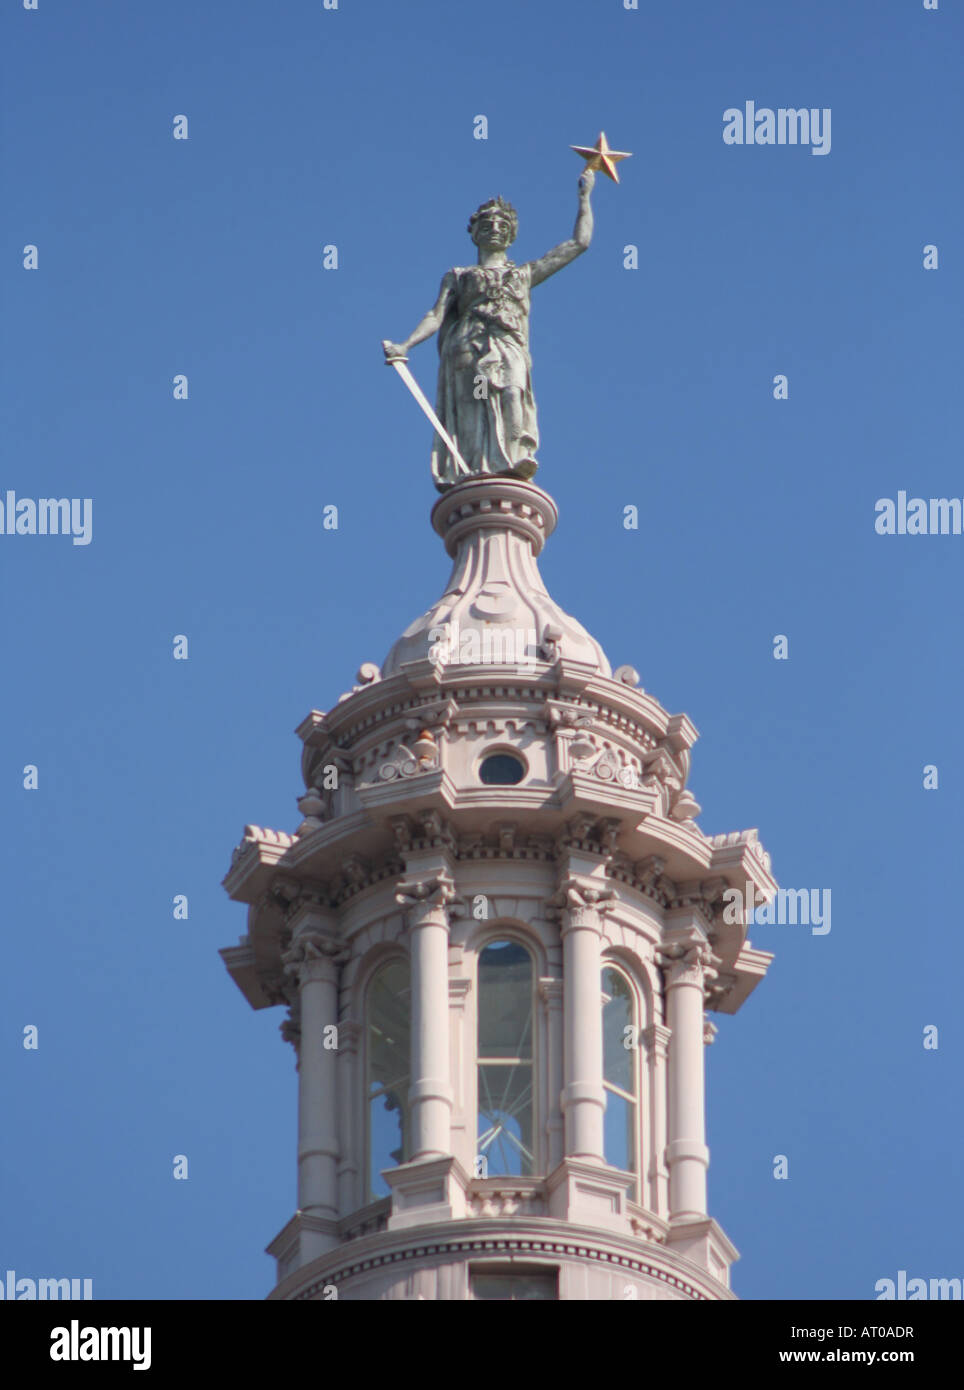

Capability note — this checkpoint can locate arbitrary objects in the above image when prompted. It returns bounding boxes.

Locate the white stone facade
[221,477,775,1301]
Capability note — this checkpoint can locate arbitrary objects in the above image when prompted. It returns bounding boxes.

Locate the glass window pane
[368,960,410,1097]
[478,941,532,1059]
[479,754,526,785]
[602,967,634,1093]
[603,1088,635,1174]
[472,1272,558,1300]
[477,1064,533,1176]
[367,960,411,1199]
[369,1088,407,1199]
[477,940,535,1176]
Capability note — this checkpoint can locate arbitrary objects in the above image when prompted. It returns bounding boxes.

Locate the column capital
[657,935,720,991]
[396,871,461,927]
[549,876,616,932]
[282,929,343,988]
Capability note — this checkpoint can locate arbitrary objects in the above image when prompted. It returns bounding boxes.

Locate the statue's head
[468,196,518,249]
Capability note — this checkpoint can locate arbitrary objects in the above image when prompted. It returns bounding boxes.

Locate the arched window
[602,964,637,1174]
[366,958,411,1201]
[476,939,534,1177]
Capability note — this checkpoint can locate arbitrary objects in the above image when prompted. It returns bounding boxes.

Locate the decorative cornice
[300,687,694,826]
[706,828,772,874]
[554,812,630,859]
[230,824,299,868]
[665,877,728,927]
[390,810,457,857]
[467,1184,545,1219]
[606,853,675,909]
[331,857,404,907]
[338,1200,391,1246]
[456,828,557,862]
[287,1230,715,1302]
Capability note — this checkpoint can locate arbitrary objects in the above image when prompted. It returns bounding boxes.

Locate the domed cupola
[382,476,610,679]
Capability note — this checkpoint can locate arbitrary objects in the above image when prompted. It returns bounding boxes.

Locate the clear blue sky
[1,0,961,1300]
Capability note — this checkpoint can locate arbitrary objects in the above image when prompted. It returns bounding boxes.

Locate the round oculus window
[478,753,526,786]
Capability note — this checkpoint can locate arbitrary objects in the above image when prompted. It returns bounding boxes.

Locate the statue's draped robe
[431,263,538,488]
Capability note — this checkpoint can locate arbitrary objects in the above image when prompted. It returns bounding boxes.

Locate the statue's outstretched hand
[382,339,408,363]
[579,169,595,196]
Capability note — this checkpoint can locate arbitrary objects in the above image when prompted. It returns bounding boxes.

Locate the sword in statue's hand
[381,343,472,478]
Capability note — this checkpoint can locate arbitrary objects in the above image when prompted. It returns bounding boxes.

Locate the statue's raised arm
[528,170,594,288]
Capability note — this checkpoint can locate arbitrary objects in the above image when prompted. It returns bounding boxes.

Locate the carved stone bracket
[467,1186,544,1219]
[670,877,728,925]
[538,977,564,1006]
[418,810,457,854]
[280,996,302,1051]
[615,854,675,906]
[641,1022,672,1058]
[270,876,332,920]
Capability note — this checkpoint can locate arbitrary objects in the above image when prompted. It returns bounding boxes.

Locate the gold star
[570,131,632,184]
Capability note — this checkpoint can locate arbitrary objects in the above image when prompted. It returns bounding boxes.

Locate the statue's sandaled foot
[508,458,538,481]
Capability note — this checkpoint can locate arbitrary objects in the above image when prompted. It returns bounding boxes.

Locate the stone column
[642,1022,671,1217]
[448,977,472,1174]
[396,874,456,1161]
[539,978,565,1171]
[660,939,717,1221]
[558,880,612,1162]
[336,1020,362,1215]
[282,923,342,1233]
